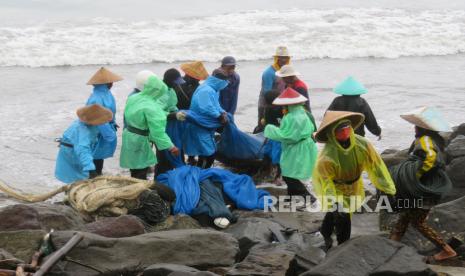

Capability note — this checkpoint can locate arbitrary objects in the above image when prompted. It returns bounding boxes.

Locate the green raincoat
[312,120,396,212]
[264,105,318,180]
[120,76,174,169]
[158,88,178,113]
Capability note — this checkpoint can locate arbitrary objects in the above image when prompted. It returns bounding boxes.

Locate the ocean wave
[1,8,465,67]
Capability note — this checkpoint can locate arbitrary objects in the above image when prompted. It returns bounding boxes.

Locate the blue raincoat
[55,120,116,183]
[184,76,228,156]
[157,165,270,215]
[86,84,117,159]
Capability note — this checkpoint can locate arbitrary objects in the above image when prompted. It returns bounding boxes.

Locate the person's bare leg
[433,244,457,261]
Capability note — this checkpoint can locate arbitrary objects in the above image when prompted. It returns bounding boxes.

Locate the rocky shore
[1,124,465,275]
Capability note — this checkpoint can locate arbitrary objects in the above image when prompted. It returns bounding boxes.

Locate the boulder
[233,210,324,234]
[301,235,436,276]
[0,203,85,232]
[85,215,145,238]
[0,248,23,269]
[400,196,465,254]
[224,217,284,261]
[169,272,219,276]
[0,230,46,262]
[49,229,239,276]
[381,149,409,168]
[446,156,465,187]
[149,214,202,232]
[448,123,465,144]
[445,135,465,163]
[143,263,199,276]
[226,243,296,276]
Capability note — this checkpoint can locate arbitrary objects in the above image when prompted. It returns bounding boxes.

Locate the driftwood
[34,233,83,276]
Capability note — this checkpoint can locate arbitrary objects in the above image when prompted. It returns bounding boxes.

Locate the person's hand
[176,112,187,121]
[219,112,229,125]
[169,146,180,156]
[260,118,266,126]
[377,135,382,141]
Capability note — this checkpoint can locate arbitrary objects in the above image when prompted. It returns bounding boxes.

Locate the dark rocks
[381,149,409,168]
[224,217,284,261]
[50,229,239,276]
[0,248,23,269]
[445,135,465,163]
[0,230,46,262]
[446,156,465,188]
[400,196,465,254]
[448,123,465,144]
[143,263,200,276]
[85,215,145,238]
[0,203,86,232]
[149,214,202,232]
[226,243,296,276]
[301,235,436,276]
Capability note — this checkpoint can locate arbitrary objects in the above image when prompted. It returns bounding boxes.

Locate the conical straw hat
[315,111,365,143]
[400,106,452,132]
[334,76,367,95]
[87,67,123,85]
[272,87,307,106]
[76,104,113,126]
[180,61,209,80]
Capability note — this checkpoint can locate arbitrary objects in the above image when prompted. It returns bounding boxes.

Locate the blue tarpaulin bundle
[167,110,281,166]
[156,165,270,215]
[217,117,266,160]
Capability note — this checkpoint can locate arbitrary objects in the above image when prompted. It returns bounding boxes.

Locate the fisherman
[264,88,318,197]
[184,72,229,169]
[55,104,115,183]
[179,61,209,110]
[276,64,311,112]
[179,61,209,165]
[85,67,123,176]
[312,111,396,250]
[255,46,289,133]
[120,75,180,180]
[389,106,457,262]
[327,76,382,139]
[155,68,188,175]
[213,56,240,116]
[123,70,157,129]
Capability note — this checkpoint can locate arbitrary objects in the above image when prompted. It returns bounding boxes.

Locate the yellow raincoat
[312,120,396,212]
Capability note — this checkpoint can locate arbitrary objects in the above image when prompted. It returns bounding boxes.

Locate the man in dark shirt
[327,76,382,139]
[213,56,240,115]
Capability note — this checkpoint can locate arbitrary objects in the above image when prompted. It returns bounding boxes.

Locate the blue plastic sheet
[163,119,186,168]
[157,165,270,215]
[263,139,282,165]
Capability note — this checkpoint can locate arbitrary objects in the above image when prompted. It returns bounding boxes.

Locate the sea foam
[1,8,465,67]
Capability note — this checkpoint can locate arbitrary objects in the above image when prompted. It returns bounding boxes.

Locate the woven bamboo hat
[400,106,452,132]
[76,104,113,126]
[87,67,123,85]
[180,61,209,80]
[315,111,365,143]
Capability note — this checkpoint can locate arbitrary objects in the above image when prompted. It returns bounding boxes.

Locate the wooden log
[34,233,83,276]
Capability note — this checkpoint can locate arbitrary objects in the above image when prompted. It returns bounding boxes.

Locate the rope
[0,179,71,203]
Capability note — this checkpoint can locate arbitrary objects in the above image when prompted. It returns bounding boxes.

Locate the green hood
[141,76,168,101]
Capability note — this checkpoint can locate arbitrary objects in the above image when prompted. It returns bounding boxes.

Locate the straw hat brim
[315,111,365,143]
[275,71,300,78]
[272,95,307,106]
[180,62,209,80]
[76,104,113,126]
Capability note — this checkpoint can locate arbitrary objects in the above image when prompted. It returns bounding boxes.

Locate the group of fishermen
[54,46,456,262]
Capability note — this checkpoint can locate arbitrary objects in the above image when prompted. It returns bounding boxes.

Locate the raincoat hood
[141,76,169,101]
[334,76,367,96]
[204,76,229,92]
[327,120,357,152]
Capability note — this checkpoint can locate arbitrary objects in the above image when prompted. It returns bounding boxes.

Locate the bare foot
[433,245,457,261]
